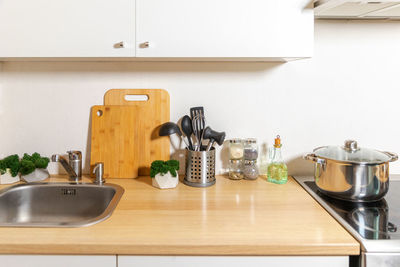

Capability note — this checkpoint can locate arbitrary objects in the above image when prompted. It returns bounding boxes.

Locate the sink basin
[0,183,124,227]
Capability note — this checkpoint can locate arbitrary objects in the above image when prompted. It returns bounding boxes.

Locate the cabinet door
[118,256,349,267]
[0,255,116,267]
[136,0,313,59]
[0,0,135,57]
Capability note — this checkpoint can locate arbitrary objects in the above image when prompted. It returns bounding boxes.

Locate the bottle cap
[274,135,282,148]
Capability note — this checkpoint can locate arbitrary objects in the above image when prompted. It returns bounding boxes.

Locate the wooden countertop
[0,176,359,255]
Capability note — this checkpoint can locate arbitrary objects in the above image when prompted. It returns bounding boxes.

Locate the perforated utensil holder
[184,148,216,187]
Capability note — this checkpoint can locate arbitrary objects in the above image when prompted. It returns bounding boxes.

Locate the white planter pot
[21,168,49,183]
[0,168,20,184]
[152,172,179,189]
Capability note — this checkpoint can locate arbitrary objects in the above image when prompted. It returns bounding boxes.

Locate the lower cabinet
[118,256,349,267]
[0,255,116,267]
[0,255,350,267]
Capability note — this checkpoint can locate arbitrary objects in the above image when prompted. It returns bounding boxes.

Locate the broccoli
[35,157,50,169]
[2,154,20,177]
[23,153,50,169]
[150,160,179,178]
[20,159,36,175]
[22,152,41,162]
[0,160,6,175]
[0,153,50,177]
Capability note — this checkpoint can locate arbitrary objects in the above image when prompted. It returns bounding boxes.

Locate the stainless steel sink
[0,183,124,227]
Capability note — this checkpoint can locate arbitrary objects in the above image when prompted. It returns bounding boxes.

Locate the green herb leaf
[150,160,180,178]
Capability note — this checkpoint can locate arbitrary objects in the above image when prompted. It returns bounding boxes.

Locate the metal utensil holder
[184,148,216,187]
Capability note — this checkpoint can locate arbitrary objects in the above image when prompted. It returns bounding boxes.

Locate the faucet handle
[67,151,82,161]
[93,162,105,185]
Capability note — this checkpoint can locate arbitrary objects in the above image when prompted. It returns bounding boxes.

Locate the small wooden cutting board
[90,89,170,178]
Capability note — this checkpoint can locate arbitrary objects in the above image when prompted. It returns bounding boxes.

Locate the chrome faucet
[51,151,82,181]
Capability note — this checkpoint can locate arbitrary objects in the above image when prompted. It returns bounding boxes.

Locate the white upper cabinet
[136,0,313,60]
[0,0,312,60]
[0,0,135,57]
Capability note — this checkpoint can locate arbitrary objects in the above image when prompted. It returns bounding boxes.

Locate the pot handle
[304,153,326,173]
[383,151,398,162]
[304,153,324,163]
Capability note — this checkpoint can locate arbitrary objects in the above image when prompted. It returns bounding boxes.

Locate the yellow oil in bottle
[267,135,288,184]
[267,163,288,184]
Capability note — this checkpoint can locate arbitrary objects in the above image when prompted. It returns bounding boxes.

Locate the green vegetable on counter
[0,160,6,175]
[22,153,50,169]
[150,160,180,178]
[20,159,36,175]
[20,153,50,175]
[0,153,50,177]
[1,154,21,177]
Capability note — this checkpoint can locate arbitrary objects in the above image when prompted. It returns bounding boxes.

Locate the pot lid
[314,140,392,164]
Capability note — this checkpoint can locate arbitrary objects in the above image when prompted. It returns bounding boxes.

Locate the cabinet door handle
[139,42,150,48]
[114,41,126,48]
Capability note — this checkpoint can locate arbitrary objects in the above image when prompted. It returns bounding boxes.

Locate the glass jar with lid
[229,159,244,180]
[243,159,259,180]
[244,138,258,160]
[229,139,244,160]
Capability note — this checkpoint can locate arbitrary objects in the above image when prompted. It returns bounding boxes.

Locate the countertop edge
[0,243,360,256]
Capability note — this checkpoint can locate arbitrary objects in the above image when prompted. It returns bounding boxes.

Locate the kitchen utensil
[91,90,169,178]
[159,122,189,148]
[184,148,216,187]
[190,107,205,150]
[304,140,398,202]
[202,126,226,151]
[90,105,140,178]
[104,89,170,178]
[181,115,194,150]
[192,114,206,151]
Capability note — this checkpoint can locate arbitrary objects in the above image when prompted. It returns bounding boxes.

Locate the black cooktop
[305,181,400,240]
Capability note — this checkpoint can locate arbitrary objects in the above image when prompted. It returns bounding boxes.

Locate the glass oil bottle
[267,135,288,184]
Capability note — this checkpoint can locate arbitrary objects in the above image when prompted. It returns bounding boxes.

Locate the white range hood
[315,0,400,19]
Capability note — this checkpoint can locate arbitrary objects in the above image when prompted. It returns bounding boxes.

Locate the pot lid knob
[344,140,358,152]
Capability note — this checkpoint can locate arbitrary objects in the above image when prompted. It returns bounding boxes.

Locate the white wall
[1,20,400,175]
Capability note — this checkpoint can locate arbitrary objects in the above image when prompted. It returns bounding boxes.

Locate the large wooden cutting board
[90,89,170,178]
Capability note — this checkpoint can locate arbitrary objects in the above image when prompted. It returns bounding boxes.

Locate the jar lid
[230,139,242,144]
[314,140,392,164]
[244,138,257,144]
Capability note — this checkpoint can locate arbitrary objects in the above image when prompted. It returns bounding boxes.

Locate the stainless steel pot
[304,140,398,202]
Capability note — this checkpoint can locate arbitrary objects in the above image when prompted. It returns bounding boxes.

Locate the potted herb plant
[0,154,21,184]
[20,153,50,183]
[150,160,180,189]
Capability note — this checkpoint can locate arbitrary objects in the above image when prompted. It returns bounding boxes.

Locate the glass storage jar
[243,160,259,180]
[244,138,258,160]
[229,139,244,160]
[229,159,244,180]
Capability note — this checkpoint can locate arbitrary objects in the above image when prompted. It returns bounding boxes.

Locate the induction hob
[294,175,400,254]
